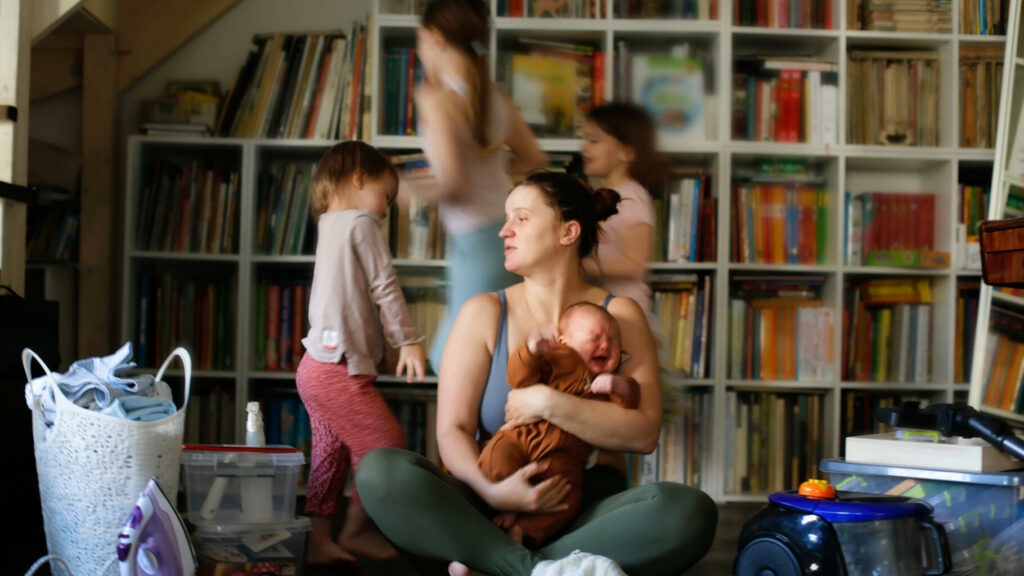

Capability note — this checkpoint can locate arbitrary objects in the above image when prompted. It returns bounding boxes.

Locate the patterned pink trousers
[295,352,406,515]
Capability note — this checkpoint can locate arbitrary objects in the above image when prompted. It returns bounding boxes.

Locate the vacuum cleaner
[117,477,197,576]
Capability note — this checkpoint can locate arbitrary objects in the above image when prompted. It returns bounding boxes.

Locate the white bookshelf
[121,0,1013,501]
[969,0,1024,424]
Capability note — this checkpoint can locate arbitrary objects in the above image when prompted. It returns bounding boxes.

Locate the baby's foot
[306,541,357,565]
[492,511,519,530]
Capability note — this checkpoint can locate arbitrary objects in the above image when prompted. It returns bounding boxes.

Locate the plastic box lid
[192,515,311,537]
[181,444,306,466]
[820,458,1024,487]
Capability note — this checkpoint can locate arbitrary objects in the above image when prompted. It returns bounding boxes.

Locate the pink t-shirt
[595,179,655,314]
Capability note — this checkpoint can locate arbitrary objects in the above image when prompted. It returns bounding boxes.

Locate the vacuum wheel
[734,536,803,576]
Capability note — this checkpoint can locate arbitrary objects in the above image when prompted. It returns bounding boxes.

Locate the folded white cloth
[531,551,627,576]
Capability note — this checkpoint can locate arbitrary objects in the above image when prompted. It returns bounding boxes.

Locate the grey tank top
[478,291,617,435]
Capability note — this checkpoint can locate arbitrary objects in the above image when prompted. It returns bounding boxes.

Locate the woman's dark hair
[311,141,397,220]
[421,0,493,151]
[519,170,621,260]
[587,102,671,191]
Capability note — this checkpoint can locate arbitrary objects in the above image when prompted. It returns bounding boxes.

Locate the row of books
[960,184,991,241]
[255,161,316,256]
[981,306,1024,414]
[732,60,839,145]
[137,271,235,371]
[136,160,241,254]
[733,0,833,28]
[731,183,829,265]
[954,281,981,383]
[960,0,1009,34]
[217,21,369,141]
[628,390,711,488]
[615,0,717,19]
[653,275,713,378]
[250,279,446,374]
[252,281,311,373]
[724,389,825,494]
[960,45,1004,148]
[652,173,716,263]
[844,278,934,383]
[184,385,236,445]
[387,195,446,261]
[26,207,78,261]
[729,299,835,382]
[844,191,938,266]
[853,0,953,33]
[847,50,940,147]
[380,48,425,136]
[499,0,603,18]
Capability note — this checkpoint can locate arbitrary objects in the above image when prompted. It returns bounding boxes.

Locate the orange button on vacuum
[799,479,836,499]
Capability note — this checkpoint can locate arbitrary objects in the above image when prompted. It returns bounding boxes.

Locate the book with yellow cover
[509,53,577,136]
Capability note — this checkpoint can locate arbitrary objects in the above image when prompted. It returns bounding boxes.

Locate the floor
[302,502,764,576]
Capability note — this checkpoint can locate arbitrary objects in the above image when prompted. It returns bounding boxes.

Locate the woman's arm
[499,91,547,180]
[437,293,572,512]
[504,296,662,453]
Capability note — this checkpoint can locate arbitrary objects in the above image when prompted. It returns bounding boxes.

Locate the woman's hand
[482,460,571,514]
[502,385,553,428]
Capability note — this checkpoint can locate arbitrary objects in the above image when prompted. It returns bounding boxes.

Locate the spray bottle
[240,401,273,522]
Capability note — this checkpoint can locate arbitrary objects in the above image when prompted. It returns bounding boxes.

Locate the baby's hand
[526,326,559,356]
[589,373,617,395]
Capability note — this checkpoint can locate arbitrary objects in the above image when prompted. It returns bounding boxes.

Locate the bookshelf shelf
[129,252,242,262]
[969,0,1024,426]
[993,289,1024,308]
[118,0,1017,499]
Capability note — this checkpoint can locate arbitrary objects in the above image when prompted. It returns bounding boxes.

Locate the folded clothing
[25,342,177,424]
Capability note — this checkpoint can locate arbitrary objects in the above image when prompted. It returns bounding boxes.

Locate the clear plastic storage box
[182,445,306,525]
[821,458,1024,575]
[192,515,311,576]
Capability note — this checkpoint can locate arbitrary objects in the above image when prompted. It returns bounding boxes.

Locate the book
[845,432,1022,473]
[509,52,578,136]
[631,53,705,141]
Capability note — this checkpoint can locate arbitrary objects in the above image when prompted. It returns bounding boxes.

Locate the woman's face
[499,184,563,273]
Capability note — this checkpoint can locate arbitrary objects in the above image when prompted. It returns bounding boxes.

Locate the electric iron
[117,477,197,576]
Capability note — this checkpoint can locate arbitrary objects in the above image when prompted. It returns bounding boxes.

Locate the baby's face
[559,310,621,374]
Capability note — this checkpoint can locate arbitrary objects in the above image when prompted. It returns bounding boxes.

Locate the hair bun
[592,187,621,222]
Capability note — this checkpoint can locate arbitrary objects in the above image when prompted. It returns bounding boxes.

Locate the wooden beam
[32,0,114,44]
[117,0,241,92]
[78,33,115,358]
[30,34,82,101]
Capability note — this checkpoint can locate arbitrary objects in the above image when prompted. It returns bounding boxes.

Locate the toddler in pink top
[296,141,425,564]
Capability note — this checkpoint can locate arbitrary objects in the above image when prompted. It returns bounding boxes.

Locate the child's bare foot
[448,561,488,576]
[492,511,518,530]
[337,526,399,560]
[306,541,357,565]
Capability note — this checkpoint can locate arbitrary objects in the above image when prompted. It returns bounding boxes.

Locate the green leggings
[357,447,718,576]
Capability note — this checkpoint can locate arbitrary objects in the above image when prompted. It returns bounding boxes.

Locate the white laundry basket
[23,347,191,576]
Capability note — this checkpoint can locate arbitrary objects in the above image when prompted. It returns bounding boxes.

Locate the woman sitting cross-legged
[357,171,718,576]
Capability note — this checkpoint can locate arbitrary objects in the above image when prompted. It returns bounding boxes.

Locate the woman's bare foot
[449,561,488,576]
[307,541,357,565]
